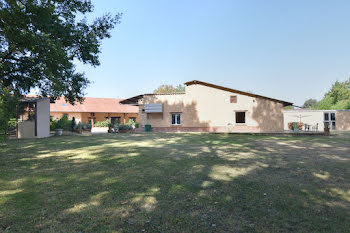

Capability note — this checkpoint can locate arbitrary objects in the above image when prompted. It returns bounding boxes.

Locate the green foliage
[317,79,350,110]
[0,0,121,104]
[95,120,110,127]
[283,105,294,110]
[0,88,21,139]
[74,122,91,131]
[50,115,71,131]
[303,99,318,109]
[118,124,134,131]
[153,84,186,94]
[126,119,136,125]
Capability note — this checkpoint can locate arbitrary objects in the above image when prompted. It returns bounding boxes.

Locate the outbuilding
[121,80,293,133]
[17,96,52,138]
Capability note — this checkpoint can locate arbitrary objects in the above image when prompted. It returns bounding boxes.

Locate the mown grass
[0,133,349,232]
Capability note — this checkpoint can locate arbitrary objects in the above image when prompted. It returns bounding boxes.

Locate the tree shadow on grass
[0,133,349,232]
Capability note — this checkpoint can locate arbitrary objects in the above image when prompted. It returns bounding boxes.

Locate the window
[129,117,137,123]
[330,113,336,121]
[111,117,120,125]
[332,121,336,130]
[171,113,181,125]
[88,117,96,124]
[324,112,336,130]
[324,113,329,121]
[230,96,237,103]
[235,112,246,124]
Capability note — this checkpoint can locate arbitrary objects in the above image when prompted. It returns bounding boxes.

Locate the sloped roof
[51,97,138,113]
[120,93,185,105]
[185,80,293,106]
[121,80,293,106]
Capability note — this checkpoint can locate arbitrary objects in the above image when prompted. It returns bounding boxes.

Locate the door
[324,112,336,130]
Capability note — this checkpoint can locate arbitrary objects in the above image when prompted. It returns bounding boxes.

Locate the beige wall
[138,84,285,132]
[51,112,83,122]
[336,111,350,130]
[18,120,35,139]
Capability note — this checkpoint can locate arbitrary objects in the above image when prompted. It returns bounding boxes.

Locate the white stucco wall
[18,121,35,138]
[36,98,50,138]
[283,110,337,131]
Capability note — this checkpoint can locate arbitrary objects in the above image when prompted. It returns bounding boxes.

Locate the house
[17,96,52,138]
[50,97,138,126]
[121,80,292,132]
[283,109,350,131]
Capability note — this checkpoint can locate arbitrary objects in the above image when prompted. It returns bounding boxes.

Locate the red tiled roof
[50,97,138,113]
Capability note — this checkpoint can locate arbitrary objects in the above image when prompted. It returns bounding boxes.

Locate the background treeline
[301,79,350,109]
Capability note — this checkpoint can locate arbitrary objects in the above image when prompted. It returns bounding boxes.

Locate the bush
[50,115,71,131]
[0,134,9,143]
[95,120,109,127]
[288,122,303,130]
[75,122,92,131]
[118,124,134,131]
[8,119,17,131]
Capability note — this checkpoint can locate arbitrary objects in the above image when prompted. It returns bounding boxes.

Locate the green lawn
[0,133,349,232]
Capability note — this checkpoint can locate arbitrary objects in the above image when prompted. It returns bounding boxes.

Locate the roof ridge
[185,80,292,106]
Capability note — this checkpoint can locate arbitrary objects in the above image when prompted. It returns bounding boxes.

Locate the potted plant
[324,124,330,136]
[55,128,63,136]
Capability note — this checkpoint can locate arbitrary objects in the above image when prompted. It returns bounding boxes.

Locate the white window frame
[324,112,336,130]
[171,113,181,125]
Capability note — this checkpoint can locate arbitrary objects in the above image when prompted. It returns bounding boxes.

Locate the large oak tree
[0,0,121,103]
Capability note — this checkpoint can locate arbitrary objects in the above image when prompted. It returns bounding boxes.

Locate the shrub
[79,122,92,130]
[8,119,17,131]
[288,122,303,130]
[50,115,71,131]
[118,124,134,131]
[95,120,110,127]
[126,119,138,128]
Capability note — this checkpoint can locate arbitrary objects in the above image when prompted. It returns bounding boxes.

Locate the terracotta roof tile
[50,97,138,113]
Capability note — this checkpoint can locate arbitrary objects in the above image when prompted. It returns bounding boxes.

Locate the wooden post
[91,113,95,128]
[34,102,38,137]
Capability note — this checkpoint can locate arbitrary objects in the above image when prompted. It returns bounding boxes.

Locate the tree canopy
[317,79,350,110]
[0,0,121,103]
[302,98,318,109]
[153,84,185,94]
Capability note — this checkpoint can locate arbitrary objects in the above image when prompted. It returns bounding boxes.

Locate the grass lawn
[0,133,349,232]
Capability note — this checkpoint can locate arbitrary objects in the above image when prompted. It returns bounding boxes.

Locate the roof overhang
[119,95,144,105]
[185,80,293,106]
[20,96,55,103]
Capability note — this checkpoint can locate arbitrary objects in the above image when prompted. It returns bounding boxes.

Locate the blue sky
[75,0,350,106]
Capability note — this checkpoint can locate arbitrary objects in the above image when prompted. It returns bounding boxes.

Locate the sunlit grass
[0,132,349,232]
